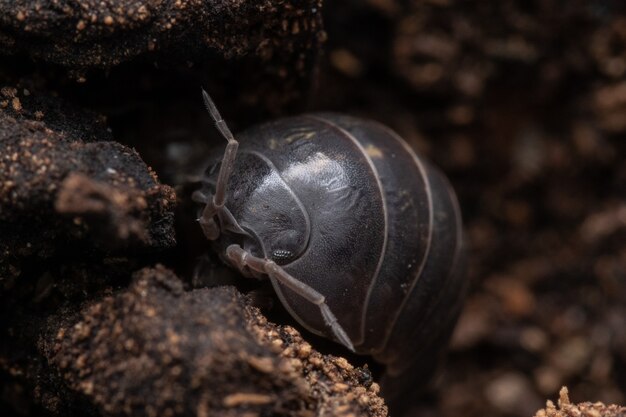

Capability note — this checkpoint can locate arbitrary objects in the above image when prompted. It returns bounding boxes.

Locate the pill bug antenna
[195,89,243,241]
[201,88,239,209]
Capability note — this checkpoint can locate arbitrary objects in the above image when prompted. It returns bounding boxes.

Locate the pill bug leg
[226,244,356,352]
[192,189,220,240]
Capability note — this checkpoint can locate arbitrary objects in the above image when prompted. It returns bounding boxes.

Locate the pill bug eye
[267,228,302,265]
[271,249,294,264]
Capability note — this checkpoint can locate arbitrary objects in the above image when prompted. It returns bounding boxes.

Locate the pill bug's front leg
[192,189,220,240]
[225,244,355,352]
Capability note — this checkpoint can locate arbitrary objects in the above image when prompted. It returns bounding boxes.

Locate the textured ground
[534,388,625,417]
[38,265,386,417]
[1,0,625,416]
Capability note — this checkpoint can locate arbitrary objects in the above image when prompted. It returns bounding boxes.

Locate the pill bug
[193,91,466,406]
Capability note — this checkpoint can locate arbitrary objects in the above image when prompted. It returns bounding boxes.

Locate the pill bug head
[193,90,313,270]
[196,151,311,267]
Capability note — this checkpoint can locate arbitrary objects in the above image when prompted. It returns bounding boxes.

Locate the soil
[0,1,625,417]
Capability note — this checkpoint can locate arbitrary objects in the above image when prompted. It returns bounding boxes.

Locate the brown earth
[1,1,625,417]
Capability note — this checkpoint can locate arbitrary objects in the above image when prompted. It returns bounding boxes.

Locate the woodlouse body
[194,92,466,404]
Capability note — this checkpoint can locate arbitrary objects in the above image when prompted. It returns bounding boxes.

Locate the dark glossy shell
[204,113,466,403]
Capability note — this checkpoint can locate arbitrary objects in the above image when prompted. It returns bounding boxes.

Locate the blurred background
[1,1,625,416]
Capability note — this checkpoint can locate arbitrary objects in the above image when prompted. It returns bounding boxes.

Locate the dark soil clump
[1,1,625,416]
